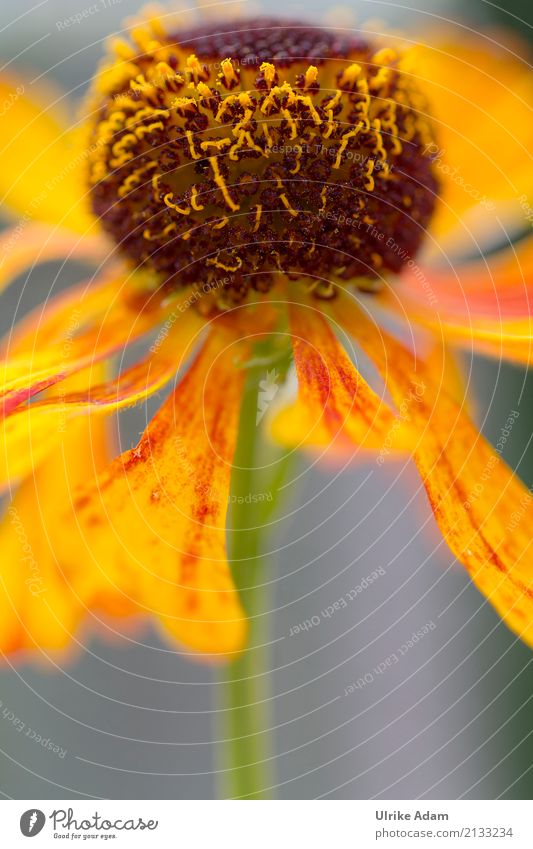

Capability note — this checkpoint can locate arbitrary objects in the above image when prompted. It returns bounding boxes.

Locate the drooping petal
[3,269,124,356]
[271,301,414,455]
[333,294,533,647]
[386,235,533,364]
[50,326,248,657]
[1,270,177,416]
[0,73,92,232]
[409,31,533,247]
[34,321,203,413]
[0,369,111,656]
[0,275,120,488]
[0,308,204,490]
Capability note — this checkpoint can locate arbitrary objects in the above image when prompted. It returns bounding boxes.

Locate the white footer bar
[1,799,532,848]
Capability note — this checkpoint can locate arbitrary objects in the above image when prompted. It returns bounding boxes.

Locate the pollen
[86,17,439,306]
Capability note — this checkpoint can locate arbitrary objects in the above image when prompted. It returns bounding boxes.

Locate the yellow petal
[410,32,533,246]
[0,369,111,656]
[0,73,93,232]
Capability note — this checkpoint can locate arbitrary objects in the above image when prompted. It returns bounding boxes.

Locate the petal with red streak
[333,294,533,648]
[0,309,204,490]
[271,301,414,456]
[51,327,248,657]
[2,271,178,416]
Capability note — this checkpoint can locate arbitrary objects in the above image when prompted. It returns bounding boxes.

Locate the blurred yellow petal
[1,406,68,494]
[411,32,533,246]
[0,369,111,657]
[0,73,93,232]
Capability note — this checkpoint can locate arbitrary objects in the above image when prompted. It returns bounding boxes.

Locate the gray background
[0,0,532,799]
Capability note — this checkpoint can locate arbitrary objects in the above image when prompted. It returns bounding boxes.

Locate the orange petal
[3,269,124,356]
[2,270,176,416]
[272,301,413,455]
[35,318,203,413]
[52,327,248,657]
[0,72,92,232]
[387,235,533,364]
[0,308,204,490]
[333,294,533,648]
[410,31,533,247]
[0,369,111,657]
[0,272,126,488]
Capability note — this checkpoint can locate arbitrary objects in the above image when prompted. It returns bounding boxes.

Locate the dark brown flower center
[171,19,370,66]
[86,16,439,307]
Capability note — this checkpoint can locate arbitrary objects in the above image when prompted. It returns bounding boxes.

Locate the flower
[1,8,532,660]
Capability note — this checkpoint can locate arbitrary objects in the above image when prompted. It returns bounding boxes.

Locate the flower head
[86,17,438,303]
[1,8,533,661]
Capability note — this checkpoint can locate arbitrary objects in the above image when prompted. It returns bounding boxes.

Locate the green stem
[217,341,292,799]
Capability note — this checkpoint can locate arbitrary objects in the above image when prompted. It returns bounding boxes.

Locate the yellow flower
[1,10,533,660]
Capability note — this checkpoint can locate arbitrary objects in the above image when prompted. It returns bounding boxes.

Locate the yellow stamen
[209,157,240,212]
[163,193,191,214]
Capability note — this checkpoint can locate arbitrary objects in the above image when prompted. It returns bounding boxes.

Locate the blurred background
[0,0,532,800]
